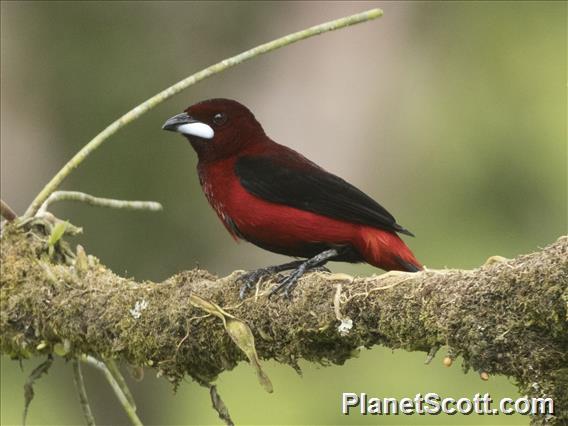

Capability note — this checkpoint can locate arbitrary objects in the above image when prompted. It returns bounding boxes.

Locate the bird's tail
[356,227,423,272]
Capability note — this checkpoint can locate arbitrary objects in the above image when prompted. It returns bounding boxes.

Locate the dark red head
[163,98,266,162]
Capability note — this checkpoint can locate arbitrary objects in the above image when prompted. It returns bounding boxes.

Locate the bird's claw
[238,279,254,300]
[237,268,275,299]
[311,265,331,273]
[269,271,302,299]
[239,258,331,299]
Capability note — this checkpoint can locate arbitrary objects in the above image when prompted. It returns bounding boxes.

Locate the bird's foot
[240,249,340,299]
[309,265,331,273]
[237,260,306,299]
[269,267,306,299]
[269,248,341,298]
[237,267,276,299]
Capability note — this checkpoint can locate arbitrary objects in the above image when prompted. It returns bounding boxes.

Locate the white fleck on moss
[129,299,148,319]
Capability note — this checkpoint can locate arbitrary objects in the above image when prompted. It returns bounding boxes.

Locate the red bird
[163,99,422,297]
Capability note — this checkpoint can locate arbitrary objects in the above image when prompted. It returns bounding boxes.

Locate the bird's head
[163,98,265,162]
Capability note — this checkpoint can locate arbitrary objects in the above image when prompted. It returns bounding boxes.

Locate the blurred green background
[1,1,565,425]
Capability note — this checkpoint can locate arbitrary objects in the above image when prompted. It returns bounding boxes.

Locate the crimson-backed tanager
[163,99,422,297]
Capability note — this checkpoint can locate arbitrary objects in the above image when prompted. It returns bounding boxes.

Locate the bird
[163,98,422,297]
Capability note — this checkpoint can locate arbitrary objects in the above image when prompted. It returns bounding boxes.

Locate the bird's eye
[212,112,228,126]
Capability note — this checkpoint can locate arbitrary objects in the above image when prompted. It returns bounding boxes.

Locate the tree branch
[0,223,566,424]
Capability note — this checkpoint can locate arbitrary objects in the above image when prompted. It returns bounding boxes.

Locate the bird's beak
[162,112,214,139]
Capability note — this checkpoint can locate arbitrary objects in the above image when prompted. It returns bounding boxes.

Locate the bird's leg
[270,248,341,298]
[238,260,305,299]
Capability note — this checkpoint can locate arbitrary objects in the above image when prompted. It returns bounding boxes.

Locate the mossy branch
[23,8,383,218]
[0,224,566,424]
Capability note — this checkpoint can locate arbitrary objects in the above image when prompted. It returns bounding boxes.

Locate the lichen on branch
[0,222,566,424]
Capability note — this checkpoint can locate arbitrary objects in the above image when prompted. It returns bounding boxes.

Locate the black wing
[235,153,414,236]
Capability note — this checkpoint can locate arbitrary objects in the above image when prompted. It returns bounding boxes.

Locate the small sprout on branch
[75,244,89,275]
[38,191,163,215]
[47,221,69,258]
[424,345,440,365]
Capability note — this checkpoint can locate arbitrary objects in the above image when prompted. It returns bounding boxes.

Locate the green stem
[104,359,137,411]
[82,356,143,426]
[38,191,162,215]
[72,359,96,426]
[24,8,383,218]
